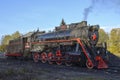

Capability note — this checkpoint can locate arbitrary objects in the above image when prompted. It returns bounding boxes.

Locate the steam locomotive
[6,20,108,69]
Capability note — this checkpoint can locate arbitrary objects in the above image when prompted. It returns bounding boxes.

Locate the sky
[0,0,120,41]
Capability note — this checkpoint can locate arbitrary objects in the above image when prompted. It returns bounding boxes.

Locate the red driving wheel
[33,53,39,62]
[41,52,47,63]
[56,50,62,65]
[48,52,54,64]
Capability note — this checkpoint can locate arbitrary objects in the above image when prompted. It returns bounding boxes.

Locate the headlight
[97,50,100,54]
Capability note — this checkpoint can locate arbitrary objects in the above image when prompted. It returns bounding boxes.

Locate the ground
[0,53,120,80]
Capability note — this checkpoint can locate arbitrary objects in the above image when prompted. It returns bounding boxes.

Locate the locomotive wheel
[86,60,94,69]
[41,52,47,63]
[56,50,62,65]
[65,61,72,66]
[56,57,62,65]
[48,52,54,64]
[33,53,39,62]
[65,55,72,66]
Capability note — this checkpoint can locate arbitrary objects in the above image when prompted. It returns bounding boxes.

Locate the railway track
[105,66,120,74]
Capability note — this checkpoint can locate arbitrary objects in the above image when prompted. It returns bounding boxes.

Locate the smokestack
[83,0,97,21]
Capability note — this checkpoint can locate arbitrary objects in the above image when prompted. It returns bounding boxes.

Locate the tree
[0,44,6,52]
[108,28,120,54]
[12,31,21,39]
[0,31,21,52]
[98,28,109,43]
[1,35,11,45]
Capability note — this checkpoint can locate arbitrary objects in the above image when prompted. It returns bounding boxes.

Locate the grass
[0,68,36,80]
[52,77,112,80]
[71,77,112,80]
[0,69,114,80]
[0,67,53,80]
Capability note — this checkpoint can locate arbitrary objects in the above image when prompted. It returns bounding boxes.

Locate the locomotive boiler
[37,21,99,46]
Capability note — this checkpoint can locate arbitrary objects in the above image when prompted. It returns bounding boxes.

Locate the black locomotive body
[6,20,108,69]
